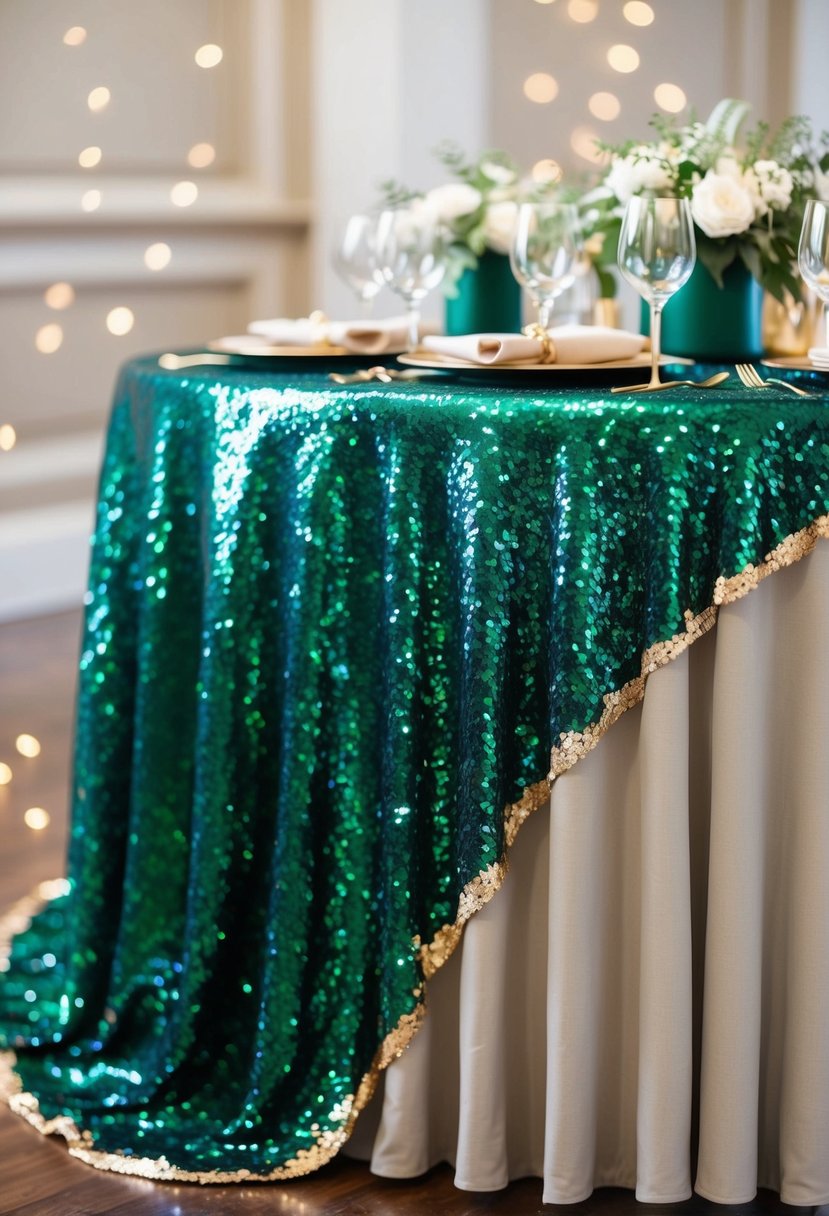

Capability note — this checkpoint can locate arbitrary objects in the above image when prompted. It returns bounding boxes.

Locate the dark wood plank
[0,614,813,1215]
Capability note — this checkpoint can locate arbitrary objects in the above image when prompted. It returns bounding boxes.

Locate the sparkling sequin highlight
[1,358,828,1180]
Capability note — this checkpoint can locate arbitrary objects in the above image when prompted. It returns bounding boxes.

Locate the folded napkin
[422,324,647,366]
[808,346,829,369]
[247,315,438,355]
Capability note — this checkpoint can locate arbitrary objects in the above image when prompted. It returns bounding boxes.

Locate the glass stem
[538,299,553,331]
[649,300,663,388]
[405,300,420,352]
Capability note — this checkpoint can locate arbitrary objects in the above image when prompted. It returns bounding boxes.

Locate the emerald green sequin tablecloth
[2,356,829,1181]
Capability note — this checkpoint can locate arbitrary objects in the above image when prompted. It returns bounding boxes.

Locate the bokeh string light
[15,734,42,758]
[24,808,51,832]
[44,283,75,310]
[144,243,172,271]
[106,307,135,336]
[34,325,63,355]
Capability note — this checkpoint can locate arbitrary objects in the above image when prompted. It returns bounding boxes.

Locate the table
[1,355,828,1202]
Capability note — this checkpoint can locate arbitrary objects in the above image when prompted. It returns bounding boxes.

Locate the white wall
[310,0,489,320]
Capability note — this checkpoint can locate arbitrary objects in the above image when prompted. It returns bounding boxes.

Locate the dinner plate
[761,356,829,373]
[208,335,351,357]
[397,351,693,373]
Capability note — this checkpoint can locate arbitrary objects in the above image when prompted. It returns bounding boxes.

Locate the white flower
[605,147,676,204]
[715,154,744,180]
[480,161,516,187]
[745,159,794,215]
[691,171,755,238]
[423,183,483,223]
[481,200,518,254]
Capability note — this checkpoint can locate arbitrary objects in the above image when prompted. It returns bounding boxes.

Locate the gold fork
[329,366,425,385]
[735,363,813,397]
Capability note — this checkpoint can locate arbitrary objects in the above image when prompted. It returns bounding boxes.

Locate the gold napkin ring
[523,322,556,363]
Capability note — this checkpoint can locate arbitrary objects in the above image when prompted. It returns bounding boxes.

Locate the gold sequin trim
[550,516,829,779]
[2,518,828,1183]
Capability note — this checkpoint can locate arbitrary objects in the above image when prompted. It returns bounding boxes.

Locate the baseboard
[0,502,93,623]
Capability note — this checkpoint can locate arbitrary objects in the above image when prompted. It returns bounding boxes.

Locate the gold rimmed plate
[761,356,829,374]
[397,351,693,376]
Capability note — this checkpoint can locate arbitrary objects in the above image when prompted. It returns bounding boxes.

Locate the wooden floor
[0,612,819,1215]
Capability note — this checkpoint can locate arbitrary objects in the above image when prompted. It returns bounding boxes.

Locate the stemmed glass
[510,202,580,332]
[617,195,696,390]
[333,214,383,314]
[798,198,829,348]
[373,204,447,350]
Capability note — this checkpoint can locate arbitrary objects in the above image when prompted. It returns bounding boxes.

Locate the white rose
[746,159,794,215]
[605,155,638,204]
[480,161,516,187]
[481,200,518,254]
[605,148,675,204]
[691,171,756,237]
[423,182,483,223]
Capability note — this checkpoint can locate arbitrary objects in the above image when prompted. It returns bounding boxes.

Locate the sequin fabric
[2,357,829,1180]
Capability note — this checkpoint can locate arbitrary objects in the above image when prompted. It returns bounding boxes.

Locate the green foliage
[580,100,828,299]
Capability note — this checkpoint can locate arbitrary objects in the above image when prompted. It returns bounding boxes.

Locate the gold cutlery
[611,371,730,394]
[735,363,813,397]
[329,366,425,385]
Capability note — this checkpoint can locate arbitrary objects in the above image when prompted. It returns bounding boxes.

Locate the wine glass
[617,195,696,390]
[510,202,580,332]
[798,198,829,349]
[373,204,446,351]
[333,214,383,313]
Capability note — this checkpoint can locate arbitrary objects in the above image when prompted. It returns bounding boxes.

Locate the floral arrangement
[381,144,551,293]
[583,99,829,301]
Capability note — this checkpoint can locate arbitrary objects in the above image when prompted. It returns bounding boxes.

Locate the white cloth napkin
[422,325,647,366]
[247,315,437,355]
[808,346,829,369]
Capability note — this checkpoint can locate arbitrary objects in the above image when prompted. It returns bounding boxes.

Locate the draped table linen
[1,355,828,1198]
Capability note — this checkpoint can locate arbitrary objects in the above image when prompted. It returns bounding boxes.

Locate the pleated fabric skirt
[347,543,829,1207]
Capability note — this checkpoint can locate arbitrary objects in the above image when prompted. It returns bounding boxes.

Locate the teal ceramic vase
[445,250,523,335]
[641,258,764,361]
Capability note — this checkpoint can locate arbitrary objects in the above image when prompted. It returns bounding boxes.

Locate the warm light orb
[106,307,135,336]
[24,807,50,831]
[81,189,102,212]
[654,82,687,113]
[570,126,603,164]
[170,180,198,207]
[0,762,12,785]
[0,424,16,452]
[567,0,598,21]
[607,44,640,73]
[194,43,223,69]
[78,145,102,169]
[63,26,87,46]
[523,72,559,104]
[35,325,63,355]
[187,142,216,169]
[44,282,75,310]
[144,242,172,271]
[87,86,111,112]
[623,1,655,25]
[588,91,621,121]
[534,0,556,5]
[532,158,563,184]
[16,734,42,758]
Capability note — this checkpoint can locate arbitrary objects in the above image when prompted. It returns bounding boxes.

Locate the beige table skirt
[347,542,829,1206]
